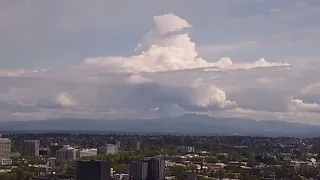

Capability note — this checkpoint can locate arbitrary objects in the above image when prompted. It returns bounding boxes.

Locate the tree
[113,164,127,173]
[65,165,76,175]
[247,158,256,167]
[187,164,198,171]
[16,168,24,180]
[267,157,281,165]
[206,157,217,163]
[291,175,303,180]
[23,172,32,180]
[169,165,186,180]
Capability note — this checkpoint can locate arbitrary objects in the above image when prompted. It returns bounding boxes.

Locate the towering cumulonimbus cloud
[0,13,301,121]
[79,14,289,74]
[73,13,291,112]
[153,13,191,34]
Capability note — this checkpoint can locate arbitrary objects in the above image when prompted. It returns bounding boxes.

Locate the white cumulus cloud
[1,13,316,124]
[178,83,236,109]
[36,92,78,109]
[126,74,152,84]
[78,14,289,74]
[290,99,320,112]
[191,86,236,108]
[204,58,290,71]
[153,13,191,34]
[56,92,77,107]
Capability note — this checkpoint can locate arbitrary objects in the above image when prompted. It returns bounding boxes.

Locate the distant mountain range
[0,114,319,137]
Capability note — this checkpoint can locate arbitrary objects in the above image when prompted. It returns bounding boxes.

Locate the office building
[147,157,165,180]
[0,138,11,165]
[76,148,97,159]
[130,161,148,180]
[98,144,118,155]
[131,157,165,180]
[49,143,64,157]
[0,138,11,159]
[20,140,40,157]
[76,160,111,180]
[56,146,76,162]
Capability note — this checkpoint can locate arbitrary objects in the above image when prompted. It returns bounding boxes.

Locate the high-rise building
[49,143,64,157]
[0,138,11,160]
[76,160,111,180]
[136,141,141,151]
[116,141,121,149]
[147,157,165,180]
[130,161,148,180]
[56,146,76,162]
[130,157,165,180]
[0,138,12,165]
[20,140,40,157]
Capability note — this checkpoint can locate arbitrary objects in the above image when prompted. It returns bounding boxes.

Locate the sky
[1,0,320,124]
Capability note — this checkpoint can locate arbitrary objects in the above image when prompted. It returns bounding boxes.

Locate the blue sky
[0,0,320,124]
[1,0,319,68]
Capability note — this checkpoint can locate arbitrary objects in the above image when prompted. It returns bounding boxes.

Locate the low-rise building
[184,171,197,180]
[76,148,97,159]
[46,157,56,169]
[98,144,118,155]
[176,146,195,154]
[114,173,129,180]
[0,158,12,165]
[39,147,48,156]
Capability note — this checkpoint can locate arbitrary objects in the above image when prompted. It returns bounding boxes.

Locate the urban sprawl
[0,133,320,180]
